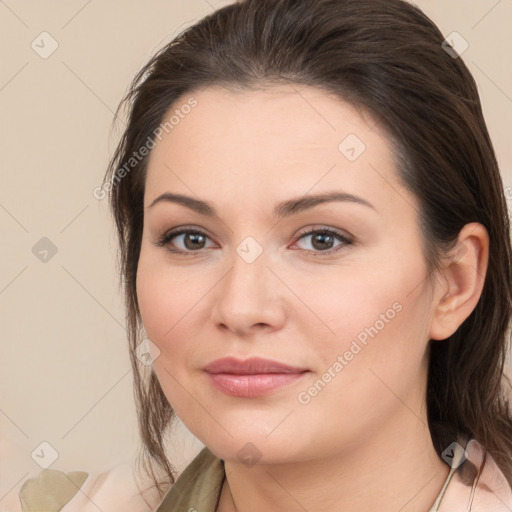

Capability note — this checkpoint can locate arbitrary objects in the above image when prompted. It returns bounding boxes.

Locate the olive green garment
[155,446,226,512]
[155,446,457,512]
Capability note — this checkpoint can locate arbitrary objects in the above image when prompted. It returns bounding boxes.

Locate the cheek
[294,292,429,452]
[295,266,405,351]
[301,251,430,388]
[135,255,202,412]
[136,252,199,343]
[136,264,170,341]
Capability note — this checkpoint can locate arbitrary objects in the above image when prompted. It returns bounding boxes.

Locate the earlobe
[429,223,489,341]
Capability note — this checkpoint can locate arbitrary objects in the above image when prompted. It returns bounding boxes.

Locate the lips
[203,357,310,397]
[203,356,308,375]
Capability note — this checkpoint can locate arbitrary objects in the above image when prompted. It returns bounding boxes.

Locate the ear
[429,222,489,341]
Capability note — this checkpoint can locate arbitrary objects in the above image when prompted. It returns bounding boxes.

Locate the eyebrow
[147,190,376,218]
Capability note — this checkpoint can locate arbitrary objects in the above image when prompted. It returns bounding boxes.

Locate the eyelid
[294,224,353,242]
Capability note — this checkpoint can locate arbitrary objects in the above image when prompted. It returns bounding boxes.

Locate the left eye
[292,228,352,254]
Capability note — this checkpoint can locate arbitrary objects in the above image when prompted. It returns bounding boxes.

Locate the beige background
[1,0,511,509]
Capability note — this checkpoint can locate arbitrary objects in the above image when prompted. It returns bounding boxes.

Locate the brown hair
[102,0,512,497]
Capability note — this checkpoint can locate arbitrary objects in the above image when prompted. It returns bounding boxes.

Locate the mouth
[203,356,310,397]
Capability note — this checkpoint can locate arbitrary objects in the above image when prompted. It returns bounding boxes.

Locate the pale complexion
[136,84,488,512]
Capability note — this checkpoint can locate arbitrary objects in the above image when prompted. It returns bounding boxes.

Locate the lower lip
[205,372,309,398]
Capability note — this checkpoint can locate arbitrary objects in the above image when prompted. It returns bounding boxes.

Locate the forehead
[144,84,409,213]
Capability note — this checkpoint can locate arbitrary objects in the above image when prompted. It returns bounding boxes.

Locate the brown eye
[309,232,336,251]
[293,227,352,256]
[181,232,207,250]
[153,228,215,255]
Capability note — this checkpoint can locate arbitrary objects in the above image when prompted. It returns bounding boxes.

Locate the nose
[210,245,287,338]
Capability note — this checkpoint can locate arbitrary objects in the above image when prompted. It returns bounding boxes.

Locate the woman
[19,0,512,510]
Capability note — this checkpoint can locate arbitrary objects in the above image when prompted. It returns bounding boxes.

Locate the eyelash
[153,225,353,257]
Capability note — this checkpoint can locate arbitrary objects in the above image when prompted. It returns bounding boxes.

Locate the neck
[217,412,450,512]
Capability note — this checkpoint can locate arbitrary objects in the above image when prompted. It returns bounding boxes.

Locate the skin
[136,84,489,512]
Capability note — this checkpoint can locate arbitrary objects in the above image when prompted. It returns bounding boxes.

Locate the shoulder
[438,438,512,512]
[466,439,512,511]
[19,462,172,512]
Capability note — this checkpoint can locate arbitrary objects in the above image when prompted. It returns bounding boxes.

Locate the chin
[201,435,307,467]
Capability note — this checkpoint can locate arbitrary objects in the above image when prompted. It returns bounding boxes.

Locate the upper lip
[203,357,309,375]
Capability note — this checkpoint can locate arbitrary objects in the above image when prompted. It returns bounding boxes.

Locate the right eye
[153,227,217,256]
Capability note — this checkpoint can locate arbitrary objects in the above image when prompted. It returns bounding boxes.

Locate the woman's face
[136,84,442,464]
